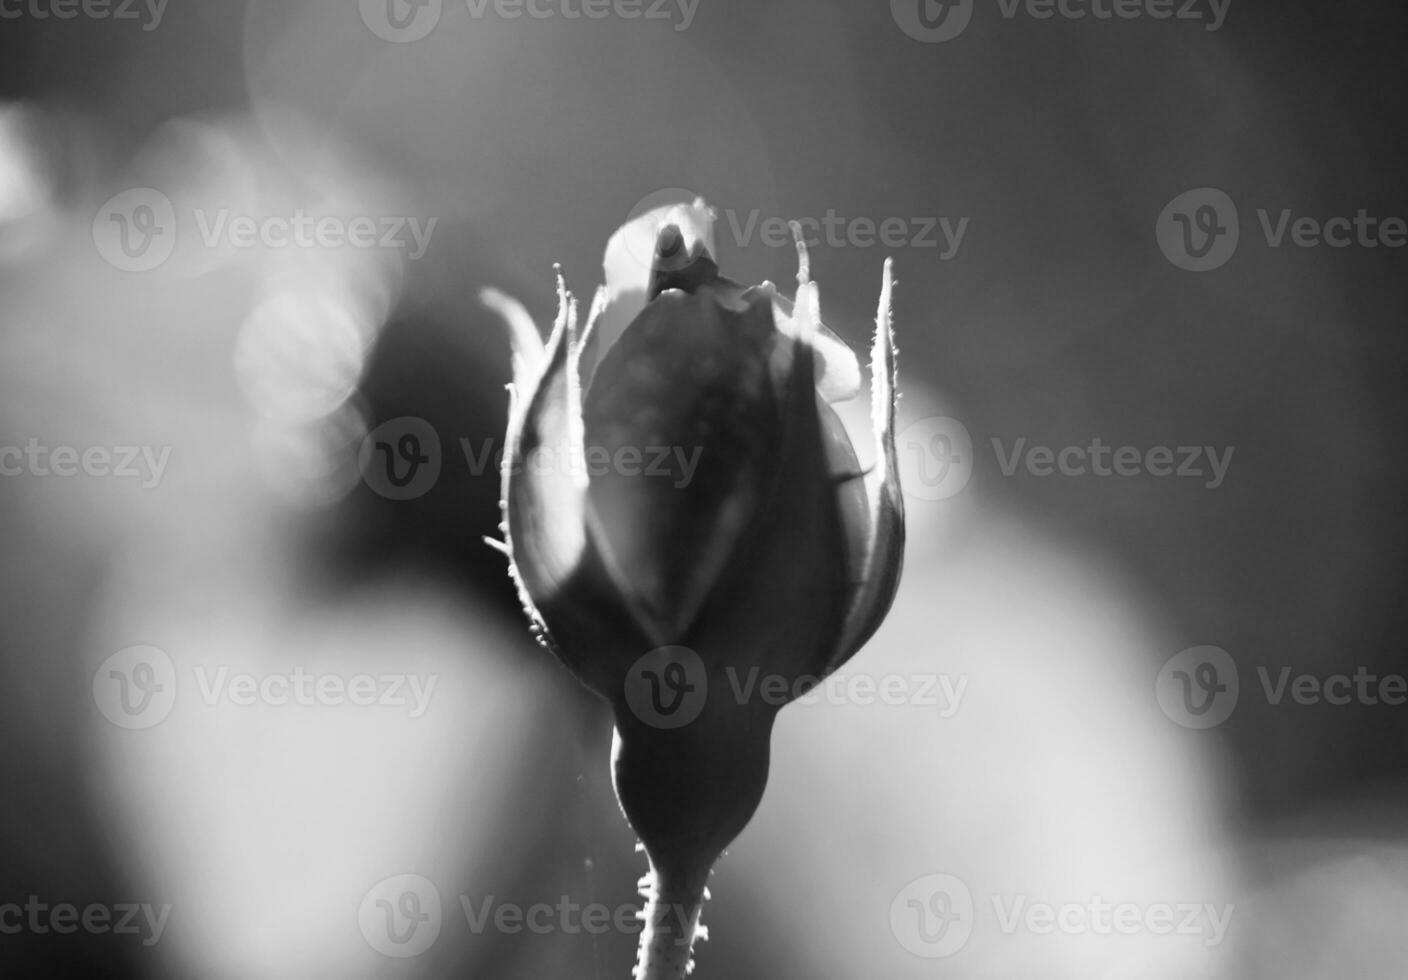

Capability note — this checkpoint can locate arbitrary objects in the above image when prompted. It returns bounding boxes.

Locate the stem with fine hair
[634,857,709,980]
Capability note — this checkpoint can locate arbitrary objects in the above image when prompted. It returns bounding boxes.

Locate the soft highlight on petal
[480,286,544,393]
[767,287,862,402]
[831,257,905,670]
[600,198,718,357]
[501,271,589,636]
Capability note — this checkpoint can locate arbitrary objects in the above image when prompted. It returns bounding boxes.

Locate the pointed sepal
[831,258,905,670]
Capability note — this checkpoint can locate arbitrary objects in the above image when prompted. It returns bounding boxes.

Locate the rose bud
[486,202,903,979]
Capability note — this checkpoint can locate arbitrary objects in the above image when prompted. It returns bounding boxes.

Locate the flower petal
[503,273,585,578]
[502,275,663,697]
[683,274,853,685]
[600,201,860,402]
[829,258,905,670]
[817,395,873,596]
[767,288,863,403]
[597,199,717,362]
[583,287,779,647]
[480,286,544,394]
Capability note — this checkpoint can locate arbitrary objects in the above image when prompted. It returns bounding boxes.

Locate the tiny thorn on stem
[633,860,709,980]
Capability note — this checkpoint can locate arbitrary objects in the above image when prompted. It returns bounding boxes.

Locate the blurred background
[1,1,1406,977]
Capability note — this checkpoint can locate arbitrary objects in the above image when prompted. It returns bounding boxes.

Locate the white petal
[598,198,717,356]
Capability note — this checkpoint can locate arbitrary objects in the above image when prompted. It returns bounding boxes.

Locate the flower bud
[489,202,903,978]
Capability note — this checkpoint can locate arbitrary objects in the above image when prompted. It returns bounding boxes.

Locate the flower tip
[481,286,545,384]
[874,258,898,405]
[789,221,811,286]
[577,283,608,361]
[548,264,579,352]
